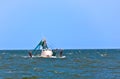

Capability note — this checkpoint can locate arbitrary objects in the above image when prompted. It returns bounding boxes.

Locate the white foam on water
[22,55,66,59]
[22,55,40,58]
[100,54,107,57]
[50,56,66,58]
[2,52,7,55]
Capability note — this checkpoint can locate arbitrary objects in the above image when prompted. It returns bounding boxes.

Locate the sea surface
[0,49,120,79]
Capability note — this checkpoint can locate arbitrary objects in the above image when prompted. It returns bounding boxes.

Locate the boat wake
[22,55,66,59]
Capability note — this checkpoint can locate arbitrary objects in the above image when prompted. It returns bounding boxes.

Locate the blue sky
[0,0,120,49]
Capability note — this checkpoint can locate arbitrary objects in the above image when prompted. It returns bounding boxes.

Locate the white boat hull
[40,49,53,57]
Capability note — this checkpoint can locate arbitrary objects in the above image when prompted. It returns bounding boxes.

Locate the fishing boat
[41,49,53,57]
[28,39,65,58]
[32,39,53,57]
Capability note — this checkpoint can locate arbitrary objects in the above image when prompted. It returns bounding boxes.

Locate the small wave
[100,54,107,57]
[78,50,81,53]
[48,70,64,74]
[2,52,7,55]
[13,54,17,57]
[7,70,13,73]
[33,67,43,72]
[22,56,30,58]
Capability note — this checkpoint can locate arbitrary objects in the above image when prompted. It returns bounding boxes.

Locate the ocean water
[0,49,120,79]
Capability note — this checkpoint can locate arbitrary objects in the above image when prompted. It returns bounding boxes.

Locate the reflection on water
[0,49,120,79]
